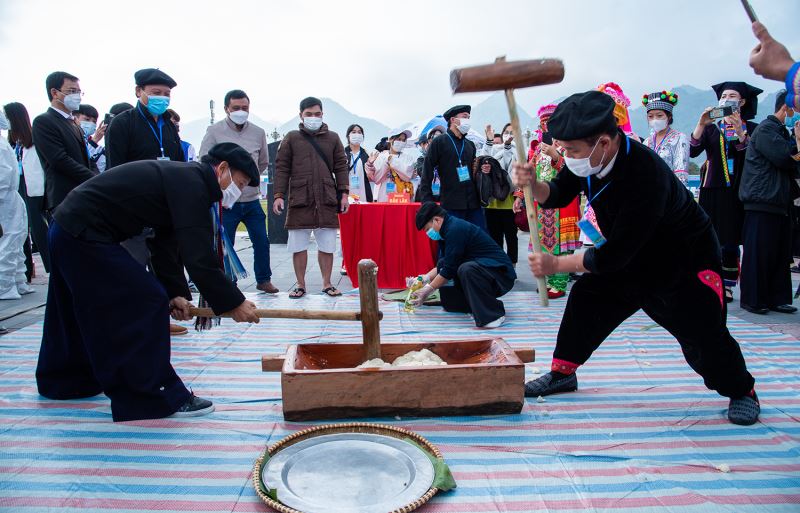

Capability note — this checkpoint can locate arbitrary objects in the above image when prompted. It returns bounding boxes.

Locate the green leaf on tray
[404,438,457,491]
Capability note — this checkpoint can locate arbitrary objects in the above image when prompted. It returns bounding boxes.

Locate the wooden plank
[189,307,382,322]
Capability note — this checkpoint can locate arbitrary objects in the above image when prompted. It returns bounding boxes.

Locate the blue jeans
[222,200,272,283]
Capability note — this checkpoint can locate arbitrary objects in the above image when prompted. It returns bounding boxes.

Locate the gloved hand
[405,275,429,289]
[409,284,435,307]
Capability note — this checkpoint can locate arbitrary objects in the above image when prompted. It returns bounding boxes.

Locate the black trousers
[17,177,51,273]
[741,210,793,309]
[36,222,191,422]
[485,208,518,264]
[552,264,754,399]
[439,262,515,327]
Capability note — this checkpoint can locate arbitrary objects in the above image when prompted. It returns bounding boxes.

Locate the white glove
[405,275,430,288]
[409,284,435,307]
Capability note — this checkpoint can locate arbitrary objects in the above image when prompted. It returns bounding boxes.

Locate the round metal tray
[252,423,443,513]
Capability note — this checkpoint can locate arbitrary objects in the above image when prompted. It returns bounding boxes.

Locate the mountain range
[178,86,784,158]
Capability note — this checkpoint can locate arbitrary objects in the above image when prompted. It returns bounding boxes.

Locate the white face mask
[648,118,668,133]
[391,140,405,153]
[0,109,8,130]
[457,119,471,135]
[229,110,249,125]
[719,98,739,108]
[220,168,242,208]
[563,138,606,178]
[303,116,323,131]
[349,133,364,145]
[62,93,81,112]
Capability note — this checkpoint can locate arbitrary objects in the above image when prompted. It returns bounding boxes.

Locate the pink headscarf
[596,82,633,134]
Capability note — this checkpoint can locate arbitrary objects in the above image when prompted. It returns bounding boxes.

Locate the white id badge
[156,156,170,161]
[386,181,397,194]
[457,165,470,182]
[577,218,607,248]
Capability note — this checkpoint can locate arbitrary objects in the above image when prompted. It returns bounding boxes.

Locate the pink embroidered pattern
[698,270,723,308]
[551,358,579,375]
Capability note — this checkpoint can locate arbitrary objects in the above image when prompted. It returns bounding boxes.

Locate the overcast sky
[0,0,796,127]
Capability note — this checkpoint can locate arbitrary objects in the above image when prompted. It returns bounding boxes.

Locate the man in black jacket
[417,105,485,230]
[516,91,760,426]
[31,71,98,213]
[105,68,184,168]
[409,202,516,328]
[739,90,800,315]
[36,143,260,422]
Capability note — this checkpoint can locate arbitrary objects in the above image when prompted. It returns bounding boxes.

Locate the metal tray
[261,432,435,513]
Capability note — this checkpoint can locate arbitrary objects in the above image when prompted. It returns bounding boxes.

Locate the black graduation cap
[442,105,471,122]
[711,81,763,120]
[415,202,447,230]
[134,68,177,89]
[547,91,618,141]
[208,142,260,187]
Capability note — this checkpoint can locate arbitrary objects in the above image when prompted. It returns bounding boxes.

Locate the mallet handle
[188,307,382,322]
[504,88,549,307]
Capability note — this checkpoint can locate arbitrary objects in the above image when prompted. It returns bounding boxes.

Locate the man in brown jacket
[273,97,349,298]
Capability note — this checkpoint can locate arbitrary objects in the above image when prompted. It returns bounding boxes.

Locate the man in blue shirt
[410,202,515,328]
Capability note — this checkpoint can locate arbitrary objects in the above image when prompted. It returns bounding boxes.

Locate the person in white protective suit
[0,107,33,300]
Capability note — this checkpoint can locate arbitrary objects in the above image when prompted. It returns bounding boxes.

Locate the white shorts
[287,228,338,254]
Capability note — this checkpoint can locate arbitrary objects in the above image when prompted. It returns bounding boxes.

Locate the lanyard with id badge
[578,180,611,248]
[137,104,169,161]
[349,153,361,190]
[447,134,470,182]
[576,136,627,248]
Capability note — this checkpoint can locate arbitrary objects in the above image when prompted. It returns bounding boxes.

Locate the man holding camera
[690,81,762,304]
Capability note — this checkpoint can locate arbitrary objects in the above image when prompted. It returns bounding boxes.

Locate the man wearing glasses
[32,71,98,215]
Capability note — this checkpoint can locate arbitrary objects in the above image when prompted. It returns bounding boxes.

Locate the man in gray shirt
[199,89,277,294]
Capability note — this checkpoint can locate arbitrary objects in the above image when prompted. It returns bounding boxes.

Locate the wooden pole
[357,259,381,360]
[502,77,549,306]
[188,307,382,322]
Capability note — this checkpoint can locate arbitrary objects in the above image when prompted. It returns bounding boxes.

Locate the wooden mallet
[451,57,565,306]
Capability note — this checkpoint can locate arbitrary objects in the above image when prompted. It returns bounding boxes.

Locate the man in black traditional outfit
[36,143,260,422]
[515,91,760,426]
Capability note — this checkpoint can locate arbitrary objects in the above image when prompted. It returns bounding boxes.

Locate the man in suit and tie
[31,71,98,215]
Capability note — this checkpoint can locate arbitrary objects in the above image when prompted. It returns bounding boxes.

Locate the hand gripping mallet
[450,57,565,306]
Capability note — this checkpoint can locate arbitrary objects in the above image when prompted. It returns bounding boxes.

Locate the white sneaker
[17,283,35,295]
[479,316,505,329]
[0,288,21,300]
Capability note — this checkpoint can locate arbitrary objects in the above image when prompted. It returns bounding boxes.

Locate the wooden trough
[258,259,534,422]
[193,259,534,421]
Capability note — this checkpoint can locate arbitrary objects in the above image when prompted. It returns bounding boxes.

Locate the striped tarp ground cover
[0,291,798,512]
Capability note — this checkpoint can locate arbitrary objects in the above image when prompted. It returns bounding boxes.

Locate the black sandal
[724,287,734,303]
[321,286,342,297]
[289,287,306,299]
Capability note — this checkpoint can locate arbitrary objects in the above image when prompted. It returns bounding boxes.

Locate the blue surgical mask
[145,95,170,116]
[785,112,798,128]
[426,228,442,241]
[80,120,96,138]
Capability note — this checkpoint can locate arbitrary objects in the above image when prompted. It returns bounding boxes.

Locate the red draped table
[339,203,438,289]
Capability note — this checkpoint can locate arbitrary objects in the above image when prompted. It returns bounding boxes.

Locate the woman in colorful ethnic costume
[642,90,690,186]
[525,104,582,299]
[516,91,760,426]
[690,81,762,303]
